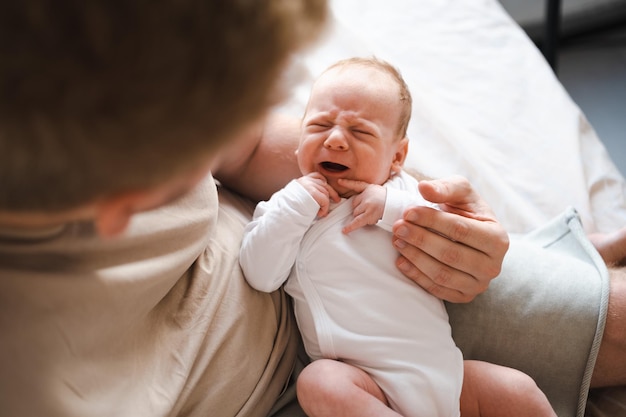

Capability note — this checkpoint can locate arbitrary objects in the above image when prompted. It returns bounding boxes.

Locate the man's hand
[392,175,509,303]
[297,173,341,217]
[338,179,386,234]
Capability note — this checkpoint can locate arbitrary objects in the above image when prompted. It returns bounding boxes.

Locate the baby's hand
[338,179,386,234]
[297,173,341,217]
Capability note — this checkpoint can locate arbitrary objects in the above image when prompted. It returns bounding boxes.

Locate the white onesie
[240,171,463,417]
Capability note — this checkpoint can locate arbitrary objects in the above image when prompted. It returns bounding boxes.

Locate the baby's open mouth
[320,162,348,172]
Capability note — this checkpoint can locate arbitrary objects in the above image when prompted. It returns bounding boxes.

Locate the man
[0,2,330,416]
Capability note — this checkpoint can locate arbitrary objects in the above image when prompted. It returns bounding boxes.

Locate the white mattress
[278,0,626,234]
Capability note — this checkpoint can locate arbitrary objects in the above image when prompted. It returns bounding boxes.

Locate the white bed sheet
[279,0,626,234]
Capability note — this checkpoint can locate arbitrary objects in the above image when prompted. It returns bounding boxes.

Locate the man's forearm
[214,112,302,202]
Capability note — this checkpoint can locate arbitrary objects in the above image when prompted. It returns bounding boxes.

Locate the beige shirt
[0,175,298,417]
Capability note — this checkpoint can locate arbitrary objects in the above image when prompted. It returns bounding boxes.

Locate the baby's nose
[324,128,349,150]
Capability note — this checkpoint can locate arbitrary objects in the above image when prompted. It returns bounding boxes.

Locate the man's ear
[391,137,410,174]
[94,191,148,238]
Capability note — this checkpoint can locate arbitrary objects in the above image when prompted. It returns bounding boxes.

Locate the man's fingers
[393,222,492,283]
[399,206,508,271]
[394,252,482,303]
[418,176,496,222]
[417,175,471,202]
[391,174,509,303]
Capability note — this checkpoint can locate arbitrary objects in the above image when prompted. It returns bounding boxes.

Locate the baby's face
[297,65,407,197]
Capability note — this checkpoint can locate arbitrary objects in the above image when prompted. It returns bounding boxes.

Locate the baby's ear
[392,137,409,171]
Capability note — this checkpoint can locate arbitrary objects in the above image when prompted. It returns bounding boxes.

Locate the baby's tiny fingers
[342,214,369,234]
[337,178,370,193]
[326,183,341,203]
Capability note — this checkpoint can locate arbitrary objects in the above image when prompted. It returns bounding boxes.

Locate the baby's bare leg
[461,360,557,417]
[591,266,626,387]
[296,359,400,417]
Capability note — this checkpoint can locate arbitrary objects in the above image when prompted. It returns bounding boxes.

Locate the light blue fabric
[447,207,609,417]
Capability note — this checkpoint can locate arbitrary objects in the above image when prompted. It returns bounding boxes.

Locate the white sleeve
[376,172,435,232]
[239,180,320,292]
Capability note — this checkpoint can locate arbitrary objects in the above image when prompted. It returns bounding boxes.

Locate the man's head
[0,0,327,217]
[297,57,412,197]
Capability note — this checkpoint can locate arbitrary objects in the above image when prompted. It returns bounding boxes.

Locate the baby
[240,57,556,417]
